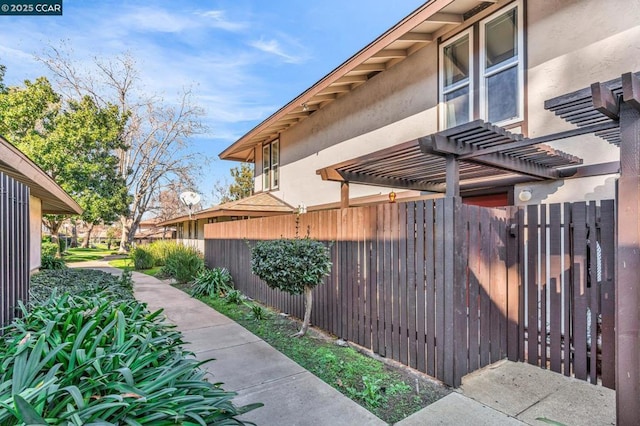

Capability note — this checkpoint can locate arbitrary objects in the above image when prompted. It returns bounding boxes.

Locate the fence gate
[517,200,616,389]
[0,171,30,330]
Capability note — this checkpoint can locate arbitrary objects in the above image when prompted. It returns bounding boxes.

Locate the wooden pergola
[317,119,618,207]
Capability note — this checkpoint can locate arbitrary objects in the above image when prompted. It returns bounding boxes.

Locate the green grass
[108,257,164,278]
[173,283,450,424]
[62,246,118,262]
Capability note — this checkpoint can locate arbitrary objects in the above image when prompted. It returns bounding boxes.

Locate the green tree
[213,162,254,204]
[0,76,130,252]
[250,229,332,337]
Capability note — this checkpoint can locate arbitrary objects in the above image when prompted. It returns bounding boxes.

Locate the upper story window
[262,139,279,191]
[440,1,523,129]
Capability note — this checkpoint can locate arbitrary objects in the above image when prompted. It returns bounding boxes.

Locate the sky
[1,0,426,206]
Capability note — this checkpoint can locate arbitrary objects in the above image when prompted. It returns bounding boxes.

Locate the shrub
[191,267,233,298]
[0,294,261,424]
[130,246,155,270]
[225,289,243,305]
[251,236,332,336]
[30,269,133,306]
[39,254,66,270]
[146,240,176,266]
[161,244,204,283]
[41,241,58,258]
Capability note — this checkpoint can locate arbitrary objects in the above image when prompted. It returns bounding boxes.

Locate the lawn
[173,282,450,424]
[108,257,164,278]
[62,246,119,262]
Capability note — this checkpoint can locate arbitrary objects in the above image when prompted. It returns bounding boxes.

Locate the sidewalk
[70,261,615,425]
[71,261,384,425]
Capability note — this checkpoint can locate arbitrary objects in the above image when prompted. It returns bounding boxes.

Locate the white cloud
[249,38,305,64]
[198,10,247,32]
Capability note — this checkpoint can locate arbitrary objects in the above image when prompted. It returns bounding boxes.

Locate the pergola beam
[622,72,640,112]
[591,82,620,120]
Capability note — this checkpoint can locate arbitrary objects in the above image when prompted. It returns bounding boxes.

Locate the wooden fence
[204,197,615,388]
[0,172,30,330]
[519,200,616,389]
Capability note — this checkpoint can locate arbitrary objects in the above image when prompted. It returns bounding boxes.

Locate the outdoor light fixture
[388,191,397,203]
[518,188,532,202]
[302,103,309,112]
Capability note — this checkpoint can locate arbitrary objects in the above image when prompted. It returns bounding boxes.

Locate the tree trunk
[293,285,313,338]
[81,223,94,248]
[118,216,129,253]
[70,219,78,248]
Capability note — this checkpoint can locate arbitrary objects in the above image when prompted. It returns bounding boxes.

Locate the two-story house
[220,0,637,208]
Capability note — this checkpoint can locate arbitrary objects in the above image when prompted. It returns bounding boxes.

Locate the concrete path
[70,261,384,425]
[70,261,616,425]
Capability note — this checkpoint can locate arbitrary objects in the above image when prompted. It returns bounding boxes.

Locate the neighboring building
[220,0,636,208]
[158,192,294,252]
[132,218,175,246]
[0,135,81,328]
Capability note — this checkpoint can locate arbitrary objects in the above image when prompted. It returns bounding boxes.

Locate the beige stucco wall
[29,196,41,272]
[255,0,637,207]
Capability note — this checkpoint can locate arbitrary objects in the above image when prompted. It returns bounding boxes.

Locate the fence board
[406,202,418,369]
[563,203,572,377]
[424,200,436,377]
[468,206,480,372]
[600,199,615,389]
[587,202,599,384]
[539,205,548,368]
[549,204,563,373]
[572,202,588,380]
[526,205,539,365]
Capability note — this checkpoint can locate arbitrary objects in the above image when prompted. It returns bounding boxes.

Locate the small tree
[250,234,331,337]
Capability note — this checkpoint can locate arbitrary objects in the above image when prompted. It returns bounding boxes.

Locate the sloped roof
[220,0,496,162]
[0,136,82,215]
[158,192,295,226]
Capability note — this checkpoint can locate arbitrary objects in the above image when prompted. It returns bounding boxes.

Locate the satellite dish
[179,191,201,218]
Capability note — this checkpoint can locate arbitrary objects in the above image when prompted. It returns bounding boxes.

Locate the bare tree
[39,45,207,251]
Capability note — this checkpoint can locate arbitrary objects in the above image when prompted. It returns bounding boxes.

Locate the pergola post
[340,181,349,209]
[616,73,640,425]
[445,154,460,197]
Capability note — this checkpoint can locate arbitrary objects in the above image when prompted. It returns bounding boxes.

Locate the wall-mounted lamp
[302,103,309,112]
[297,203,307,214]
[518,188,532,202]
[388,191,397,203]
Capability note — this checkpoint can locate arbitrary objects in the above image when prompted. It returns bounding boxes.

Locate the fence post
[616,75,640,424]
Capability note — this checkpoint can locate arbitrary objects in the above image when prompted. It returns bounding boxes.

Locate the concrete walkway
[70,261,616,425]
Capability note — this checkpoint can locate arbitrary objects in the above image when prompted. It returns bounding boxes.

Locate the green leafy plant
[40,254,66,270]
[250,232,332,337]
[29,269,133,306]
[130,245,155,270]
[225,289,243,305]
[191,267,233,298]
[347,376,384,408]
[145,240,177,266]
[245,302,268,320]
[161,244,204,283]
[0,293,261,424]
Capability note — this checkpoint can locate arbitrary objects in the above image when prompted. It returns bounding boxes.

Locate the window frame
[261,139,279,192]
[438,0,524,130]
[479,1,524,127]
[439,28,474,129]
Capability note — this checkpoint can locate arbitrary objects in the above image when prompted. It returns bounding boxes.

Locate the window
[440,30,473,128]
[439,1,523,128]
[262,140,279,191]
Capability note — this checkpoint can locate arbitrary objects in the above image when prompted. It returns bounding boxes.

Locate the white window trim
[439,28,474,129]
[479,0,524,127]
[261,139,279,192]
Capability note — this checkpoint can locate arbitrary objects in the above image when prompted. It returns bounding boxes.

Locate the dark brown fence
[519,201,616,389]
[0,171,30,330]
[204,197,616,388]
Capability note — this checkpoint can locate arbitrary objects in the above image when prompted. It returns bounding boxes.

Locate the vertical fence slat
[540,205,548,368]
[526,205,539,365]
[600,199,616,389]
[468,206,480,372]
[425,200,436,377]
[435,199,445,381]
[572,202,588,380]
[549,203,563,373]
[407,202,418,369]
[587,202,599,384]
[506,206,521,362]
